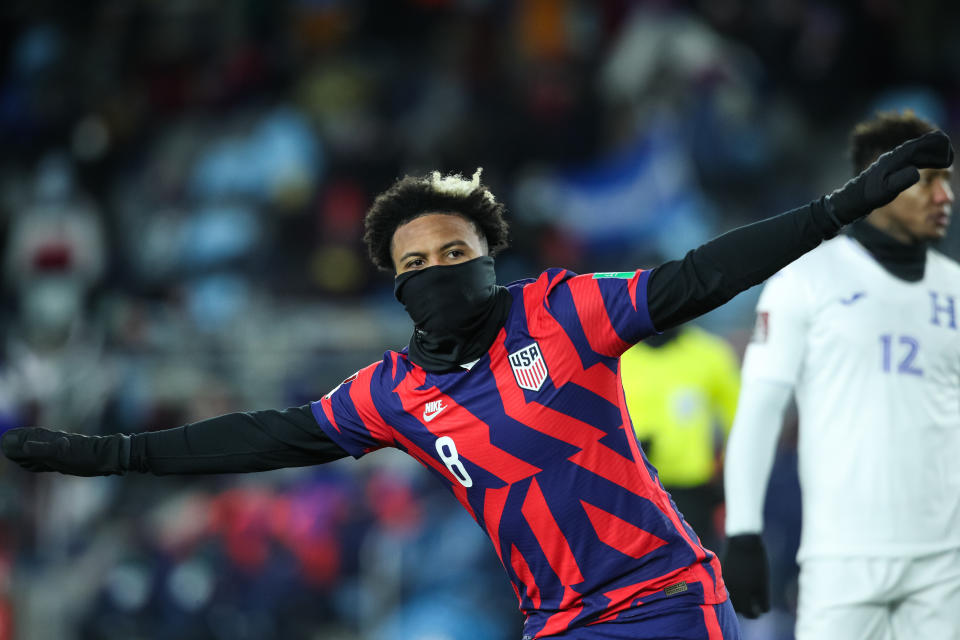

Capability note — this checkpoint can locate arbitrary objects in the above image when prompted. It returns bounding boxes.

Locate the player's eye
[406,258,425,269]
[447,249,464,259]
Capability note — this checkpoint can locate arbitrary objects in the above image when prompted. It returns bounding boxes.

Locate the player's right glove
[721,533,770,619]
[1,427,128,476]
[824,129,953,225]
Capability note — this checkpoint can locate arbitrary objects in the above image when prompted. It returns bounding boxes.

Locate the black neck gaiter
[848,220,927,282]
[394,256,512,372]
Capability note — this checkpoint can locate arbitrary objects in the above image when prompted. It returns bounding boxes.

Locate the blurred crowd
[0,1,958,639]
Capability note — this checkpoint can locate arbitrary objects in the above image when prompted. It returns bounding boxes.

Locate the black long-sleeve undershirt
[126,405,348,474]
[128,197,842,475]
[646,197,839,331]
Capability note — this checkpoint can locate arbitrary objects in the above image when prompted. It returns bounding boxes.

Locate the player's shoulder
[927,247,960,280]
[766,235,852,284]
[503,268,578,316]
[504,267,576,294]
[797,235,855,268]
[506,267,650,295]
[330,351,408,396]
[757,238,856,310]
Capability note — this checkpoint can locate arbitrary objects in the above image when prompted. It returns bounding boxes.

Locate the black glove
[824,130,954,226]
[721,533,770,618]
[1,427,129,476]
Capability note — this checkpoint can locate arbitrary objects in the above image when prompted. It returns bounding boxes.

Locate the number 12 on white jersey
[879,333,923,376]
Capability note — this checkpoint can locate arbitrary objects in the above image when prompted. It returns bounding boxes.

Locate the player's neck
[848,220,927,282]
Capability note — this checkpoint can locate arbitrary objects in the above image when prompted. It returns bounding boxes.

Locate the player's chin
[922,218,950,239]
[930,223,950,239]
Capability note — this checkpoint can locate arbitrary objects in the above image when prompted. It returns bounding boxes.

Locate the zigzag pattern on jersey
[487,312,715,635]
[311,269,725,639]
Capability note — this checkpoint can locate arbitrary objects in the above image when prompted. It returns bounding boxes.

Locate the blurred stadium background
[0,1,958,639]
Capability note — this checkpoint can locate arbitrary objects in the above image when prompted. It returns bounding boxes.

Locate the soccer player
[722,112,960,639]
[3,129,953,639]
[620,325,740,553]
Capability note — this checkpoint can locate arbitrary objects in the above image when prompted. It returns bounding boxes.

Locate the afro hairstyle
[363,168,510,272]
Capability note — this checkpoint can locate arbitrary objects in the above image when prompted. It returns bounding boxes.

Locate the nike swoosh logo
[423,406,446,422]
[839,292,866,305]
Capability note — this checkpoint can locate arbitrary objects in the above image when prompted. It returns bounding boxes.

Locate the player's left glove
[721,533,770,619]
[824,130,953,225]
[1,427,128,476]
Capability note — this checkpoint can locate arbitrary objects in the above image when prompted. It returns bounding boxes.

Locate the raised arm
[1,406,348,476]
[646,130,953,330]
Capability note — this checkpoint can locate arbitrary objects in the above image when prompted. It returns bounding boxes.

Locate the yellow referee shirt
[620,326,740,488]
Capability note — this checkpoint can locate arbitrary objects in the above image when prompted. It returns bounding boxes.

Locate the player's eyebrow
[920,167,953,180]
[398,240,468,263]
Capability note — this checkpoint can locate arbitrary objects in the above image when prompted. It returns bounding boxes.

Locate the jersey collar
[847,220,927,282]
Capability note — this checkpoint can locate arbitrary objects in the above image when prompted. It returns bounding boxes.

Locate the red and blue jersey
[310,268,727,638]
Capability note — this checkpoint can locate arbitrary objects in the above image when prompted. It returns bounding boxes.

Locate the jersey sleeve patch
[742,265,811,385]
[751,310,769,343]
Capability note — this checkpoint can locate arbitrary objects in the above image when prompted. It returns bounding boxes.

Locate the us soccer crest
[508,342,549,391]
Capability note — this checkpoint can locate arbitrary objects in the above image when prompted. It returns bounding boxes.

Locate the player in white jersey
[722,111,960,640]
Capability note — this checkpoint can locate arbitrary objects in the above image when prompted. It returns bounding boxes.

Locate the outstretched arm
[647,130,953,330]
[1,405,349,476]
